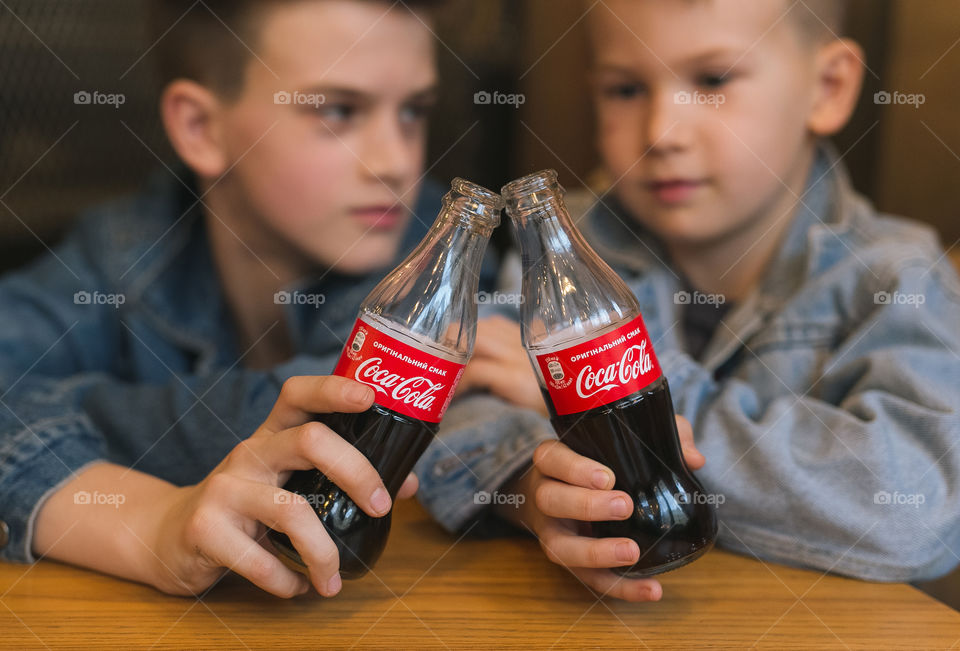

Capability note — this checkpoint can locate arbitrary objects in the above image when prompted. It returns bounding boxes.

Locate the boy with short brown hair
[429,0,960,602]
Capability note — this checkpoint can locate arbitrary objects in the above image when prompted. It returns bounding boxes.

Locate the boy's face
[216,1,437,274]
[590,0,822,248]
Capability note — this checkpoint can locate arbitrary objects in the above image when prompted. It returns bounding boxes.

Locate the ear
[806,38,866,137]
[159,80,229,180]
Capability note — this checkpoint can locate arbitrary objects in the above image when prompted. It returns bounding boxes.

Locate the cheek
[597,104,642,176]
[238,133,355,230]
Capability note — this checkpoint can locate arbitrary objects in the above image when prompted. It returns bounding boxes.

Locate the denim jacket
[0,168,501,563]
[414,143,960,582]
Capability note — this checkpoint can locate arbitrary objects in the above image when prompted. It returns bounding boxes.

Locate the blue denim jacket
[414,144,960,582]
[0,168,501,563]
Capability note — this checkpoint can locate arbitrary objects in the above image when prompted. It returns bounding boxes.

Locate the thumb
[675,415,706,469]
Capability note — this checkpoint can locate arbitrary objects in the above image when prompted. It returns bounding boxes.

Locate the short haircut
[149,0,444,100]
[789,0,849,44]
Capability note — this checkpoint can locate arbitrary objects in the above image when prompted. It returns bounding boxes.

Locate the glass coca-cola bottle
[502,170,717,577]
[268,179,503,579]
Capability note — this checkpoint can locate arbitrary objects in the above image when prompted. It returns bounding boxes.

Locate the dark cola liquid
[548,375,717,577]
[267,404,437,579]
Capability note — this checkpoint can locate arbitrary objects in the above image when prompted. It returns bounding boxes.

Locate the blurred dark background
[0,0,958,609]
[2,0,959,272]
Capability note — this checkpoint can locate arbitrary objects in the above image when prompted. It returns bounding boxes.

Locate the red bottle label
[333,319,465,423]
[536,314,662,416]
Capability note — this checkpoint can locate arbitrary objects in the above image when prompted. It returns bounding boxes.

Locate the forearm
[33,462,178,589]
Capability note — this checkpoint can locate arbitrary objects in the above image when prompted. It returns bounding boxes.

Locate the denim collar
[104,167,439,366]
[580,141,863,370]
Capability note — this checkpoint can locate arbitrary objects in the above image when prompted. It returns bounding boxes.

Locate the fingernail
[326,573,341,596]
[592,469,612,489]
[610,496,631,518]
[370,487,391,514]
[346,383,373,404]
[616,542,638,562]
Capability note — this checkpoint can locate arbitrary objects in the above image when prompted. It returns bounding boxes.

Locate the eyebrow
[593,46,750,74]
[298,85,440,102]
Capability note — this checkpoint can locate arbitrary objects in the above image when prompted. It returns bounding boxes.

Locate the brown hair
[149,0,445,100]
[790,0,849,44]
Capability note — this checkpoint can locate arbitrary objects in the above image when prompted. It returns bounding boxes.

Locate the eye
[697,73,730,88]
[602,82,646,101]
[399,100,434,125]
[310,103,356,125]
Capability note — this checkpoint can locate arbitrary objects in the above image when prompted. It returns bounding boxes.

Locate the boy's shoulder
[68,170,200,289]
[814,183,960,299]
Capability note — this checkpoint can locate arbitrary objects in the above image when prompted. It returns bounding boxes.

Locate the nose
[359,110,416,192]
[642,90,692,156]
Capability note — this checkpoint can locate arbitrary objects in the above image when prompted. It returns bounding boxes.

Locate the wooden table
[1,500,957,649]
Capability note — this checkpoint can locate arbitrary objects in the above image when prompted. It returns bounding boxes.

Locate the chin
[632,203,726,247]
[310,241,401,276]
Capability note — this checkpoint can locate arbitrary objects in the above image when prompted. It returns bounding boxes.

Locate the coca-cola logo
[355,357,445,412]
[575,341,653,399]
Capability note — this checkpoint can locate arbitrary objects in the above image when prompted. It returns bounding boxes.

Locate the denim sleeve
[659,261,960,583]
[0,353,341,564]
[0,220,123,563]
[414,393,555,535]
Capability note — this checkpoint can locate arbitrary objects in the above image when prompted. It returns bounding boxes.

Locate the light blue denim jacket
[0,169,502,563]
[414,144,960,582]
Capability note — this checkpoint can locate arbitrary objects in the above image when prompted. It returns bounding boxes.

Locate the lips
[350,205,406,230]
[646,179,706,203]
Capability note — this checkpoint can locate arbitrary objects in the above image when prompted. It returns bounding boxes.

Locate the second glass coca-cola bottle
[268,178,503,579]
[502,170,717,577]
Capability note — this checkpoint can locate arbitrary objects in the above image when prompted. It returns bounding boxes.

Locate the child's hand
[457,315,549,417]
[146,375,417,598]
[526,415,705,601]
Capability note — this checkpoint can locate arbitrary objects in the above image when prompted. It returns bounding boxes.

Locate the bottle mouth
[444,178,504,230]
[501,169,566,219]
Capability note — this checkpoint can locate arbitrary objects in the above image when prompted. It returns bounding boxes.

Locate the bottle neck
[511,197,580,269]
[361,206,493,357]
[506,185,641,350]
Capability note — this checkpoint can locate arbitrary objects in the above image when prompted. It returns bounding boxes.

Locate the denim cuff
[0,415,105,563]
[415,394,556,535]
